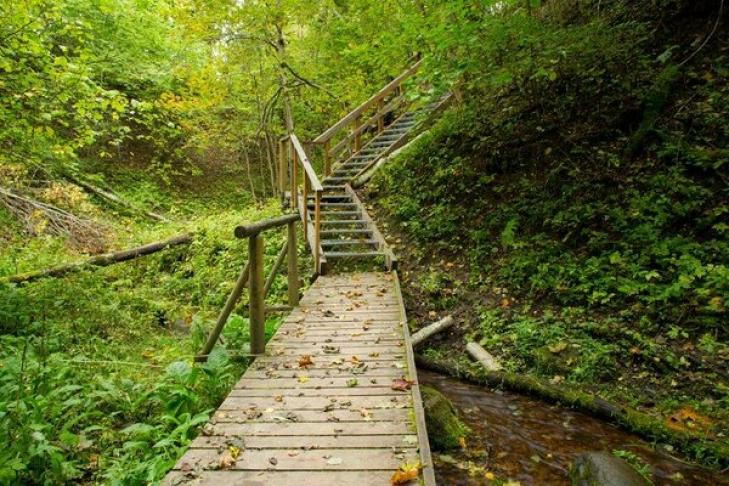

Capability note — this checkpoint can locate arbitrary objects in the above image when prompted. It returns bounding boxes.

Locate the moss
[421,385,467,451]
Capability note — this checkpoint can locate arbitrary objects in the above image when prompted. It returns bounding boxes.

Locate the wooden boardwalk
[165,272,435,485]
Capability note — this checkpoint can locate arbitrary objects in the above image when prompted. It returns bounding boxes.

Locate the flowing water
[420,371,726,485]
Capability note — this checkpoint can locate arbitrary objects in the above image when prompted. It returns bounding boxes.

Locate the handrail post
[287,220,299,306]
[354,115,362,152]
[291,144,298,210]
[303,176,309,243]
[249,234,265,355]
[377,99,385,133]
[324,140,331,177]
[278,138,286,197]
[314,190,322,273]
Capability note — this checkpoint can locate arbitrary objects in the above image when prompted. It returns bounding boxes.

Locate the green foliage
[0,199,301,483]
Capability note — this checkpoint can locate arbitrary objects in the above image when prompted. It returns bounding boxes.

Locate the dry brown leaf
[298,355,314,368]
[391,377,415,391]
[391,462,421,485]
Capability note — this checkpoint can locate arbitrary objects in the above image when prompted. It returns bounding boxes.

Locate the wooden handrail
[290,134,323,192]
[329,94,406,160]
[196,215,301,361]
[313,59,423,145]
[278,133,325,273]
[235,213,300,238]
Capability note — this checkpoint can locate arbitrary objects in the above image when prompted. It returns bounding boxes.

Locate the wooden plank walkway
[165,271,435,486]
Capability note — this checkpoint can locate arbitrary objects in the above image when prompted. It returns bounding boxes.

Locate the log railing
[195,213,300,361]
[311,58,423,176]
[278,134,325,273]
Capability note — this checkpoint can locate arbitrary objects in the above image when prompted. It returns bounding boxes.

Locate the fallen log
[415,353,729,468]
[412,315,455,347]
[466,341,502,371]
[68,176,168,222]
[3,233,193,284]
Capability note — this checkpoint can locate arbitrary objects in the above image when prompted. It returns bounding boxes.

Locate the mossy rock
[569,452,649,486]
[421,385,467,451]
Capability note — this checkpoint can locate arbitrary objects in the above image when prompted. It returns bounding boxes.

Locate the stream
[420,371,726,485]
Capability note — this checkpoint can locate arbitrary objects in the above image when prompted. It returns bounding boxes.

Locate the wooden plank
[194,421,414,437]
[219,395,412,411]
[392,270,436,486]
[164,470,397,486]
[211,408,408,423]
[173,448,418,471]
[190,434,419,450]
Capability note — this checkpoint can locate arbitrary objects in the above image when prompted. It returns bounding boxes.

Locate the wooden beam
[466,342,502,371]
[287,220,299,306]
[196,261,250,362]
[234,213,299,238]
[249,234,266,355]
[263,240,288,298]
[411,315,454,347]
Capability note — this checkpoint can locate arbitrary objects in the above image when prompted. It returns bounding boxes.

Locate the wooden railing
[278,134,326,273]
[195,213,300,361]
[312,58,423,176]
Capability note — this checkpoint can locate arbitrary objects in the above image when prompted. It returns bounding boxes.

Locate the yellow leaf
[298,375,309,383]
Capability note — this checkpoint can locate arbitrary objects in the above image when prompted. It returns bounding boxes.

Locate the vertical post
[324,141,331,176]
[377,99,385,133]
[314,190,321,273]
[248,234,265,355]
[287,221,299,306]
[303,176,309,243]
[354,115,362,152]
[291,147,298,210]
[278,138,286,197]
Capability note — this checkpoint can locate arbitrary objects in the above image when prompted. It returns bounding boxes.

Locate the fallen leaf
[298,375,310,383]
[391,462,421,485]
[298,355,314,368]
[391,377,414,391]
[268,457,278,466]
[666,406,714,434]
[219,451,236,469]
[347,378,358,387]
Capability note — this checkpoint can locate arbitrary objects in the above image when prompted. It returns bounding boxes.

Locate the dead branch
[0,186,106,252]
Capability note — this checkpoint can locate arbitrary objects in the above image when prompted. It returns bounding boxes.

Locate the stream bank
[421,370,727,485]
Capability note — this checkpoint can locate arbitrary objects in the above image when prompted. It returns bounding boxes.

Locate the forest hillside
[1,0,727,484]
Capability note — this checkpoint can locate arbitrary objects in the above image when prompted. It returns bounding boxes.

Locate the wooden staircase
[280,59,450,274]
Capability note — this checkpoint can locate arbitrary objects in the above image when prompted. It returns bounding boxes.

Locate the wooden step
[320,211,361,217]
[319,229,373,235]
[320,239,379,246]
[320,220,369,226]
[309,202,357,208]
[324,251,385,259]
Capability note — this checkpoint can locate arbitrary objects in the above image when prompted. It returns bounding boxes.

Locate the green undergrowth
[0,184,304,483]
[366,0,728,467]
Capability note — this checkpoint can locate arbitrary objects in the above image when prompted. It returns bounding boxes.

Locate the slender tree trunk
[243,149,258,203]
[275,19,295,135]
[264,132,277,196]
